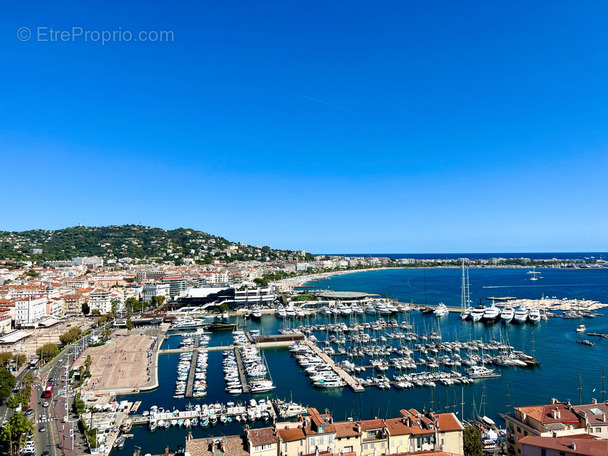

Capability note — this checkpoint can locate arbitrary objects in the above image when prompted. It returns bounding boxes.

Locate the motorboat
[528,308,541,323]
[483,303,500,323]
[470,306,486,322]
[433,302,449,317]
[576,324,586,333]
[514,306,529,324]
[500,307,514,323]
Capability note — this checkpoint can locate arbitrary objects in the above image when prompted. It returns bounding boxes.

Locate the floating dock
[303,338,365,392]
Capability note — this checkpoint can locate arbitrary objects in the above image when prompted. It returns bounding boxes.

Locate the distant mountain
[0,225,303,264]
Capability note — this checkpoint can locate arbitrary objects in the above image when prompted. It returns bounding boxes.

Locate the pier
[234,347,251,393]
[303,338,365,392]
[185,348,200,398]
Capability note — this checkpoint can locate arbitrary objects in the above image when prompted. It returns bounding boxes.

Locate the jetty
[303,338,365,392]
[234,347,251,393]
[185,348,200,398]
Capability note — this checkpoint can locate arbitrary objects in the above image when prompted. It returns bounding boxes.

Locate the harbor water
[120,267,608,454]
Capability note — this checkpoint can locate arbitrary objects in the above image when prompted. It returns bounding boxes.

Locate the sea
[120,264,608,455]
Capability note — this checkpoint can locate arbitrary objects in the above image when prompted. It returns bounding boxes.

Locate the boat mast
[579,372,583,405]
[602,364,606,403]
[461,259,466,313]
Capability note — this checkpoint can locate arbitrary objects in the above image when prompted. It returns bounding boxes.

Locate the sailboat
[527,268,542,281]
[460,259,472,320]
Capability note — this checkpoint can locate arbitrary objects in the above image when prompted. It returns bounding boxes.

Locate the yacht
[500,307,514,324]
[465,365,498,379]
[528,308,541,323]
[576,324,586,333]
[470,306,486,323]
[364,305,377,315]
[275,307,287,319]
[483,303,500,323]
[514,306,529,324]
[460,307,472,321]
[433,302,449,317]
[251,307,262,320]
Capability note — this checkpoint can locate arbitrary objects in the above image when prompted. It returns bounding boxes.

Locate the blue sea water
[120,267,608,454]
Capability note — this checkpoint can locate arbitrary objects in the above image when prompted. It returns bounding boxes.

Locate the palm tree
[1,413,33,455]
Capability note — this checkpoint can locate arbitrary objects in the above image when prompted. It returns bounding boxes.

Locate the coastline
[273,267,394,289]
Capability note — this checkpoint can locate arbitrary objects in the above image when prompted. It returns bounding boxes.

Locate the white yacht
[500,307,514,323]
[528,308,541,323]
[514,306,529,324]
[275,307,286,319]
[364,305,377,315]
[483,303,500,323]
[460,307,472,321]
[470,306,486,322]
[433,302,449,317]
[576,324,586,333]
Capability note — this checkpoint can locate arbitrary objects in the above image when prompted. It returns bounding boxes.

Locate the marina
[104,266,608,455]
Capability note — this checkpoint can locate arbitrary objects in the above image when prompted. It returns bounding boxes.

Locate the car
[25,409,34,416]
[39,415,47,422]
[41,451,50,456]
[42,402,49,407]
[38,425,46,432]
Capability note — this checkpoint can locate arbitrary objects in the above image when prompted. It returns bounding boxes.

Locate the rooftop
[520,435,608,456]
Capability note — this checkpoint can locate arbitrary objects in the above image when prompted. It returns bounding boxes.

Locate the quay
[234,347,251,393]
[303,338,365,392]
[588,332,608,338]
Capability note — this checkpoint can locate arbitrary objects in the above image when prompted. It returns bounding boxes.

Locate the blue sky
[1,1,607,253]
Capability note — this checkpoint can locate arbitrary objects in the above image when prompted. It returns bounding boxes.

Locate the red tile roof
[520,435,608,455]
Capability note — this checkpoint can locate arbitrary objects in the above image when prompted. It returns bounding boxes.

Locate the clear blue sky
[2,1,607,253]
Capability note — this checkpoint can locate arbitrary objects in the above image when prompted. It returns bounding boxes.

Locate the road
[2,323,107,455]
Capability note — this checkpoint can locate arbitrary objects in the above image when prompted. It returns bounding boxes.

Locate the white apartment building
[88,289,113,314]
[15,295,48,327]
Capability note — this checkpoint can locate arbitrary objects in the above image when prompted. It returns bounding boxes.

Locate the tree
[463,425,483,456]
[1,412,33,456]
[84,355,92,373]
[13,354,26,369]
[218,303,229,313]
[0,367,16,402]
[125,318,133,332]
[81,302,90,315]
[35,343,58,362]
[0,352,13,367]
[6,395,20,409]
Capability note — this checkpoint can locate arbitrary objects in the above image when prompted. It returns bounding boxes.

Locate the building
[360,419,388,456]
[519,435,608,456]
[88,289,113,314]
[72,256,104,267]
[332,421,361,455]
[504,400,584,455]
[434,413,464,454]
[233,286,276,306]
[62,294,85,314]
[398,409,436,453]
[278,427,307,456]
[302,408,336,454]
[571,401,608,438]
[142,283,171,303]
[163,277,187,297]
[14,295,47,327]
[246,427,279,456]
[0,313,11,334]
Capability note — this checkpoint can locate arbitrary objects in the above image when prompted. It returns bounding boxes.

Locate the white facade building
[88,289,113,314]
[15,295,48,327]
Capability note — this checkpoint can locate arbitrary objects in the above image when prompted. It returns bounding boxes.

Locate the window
[597,428,601,433]
[517,427,521,433]
[541,450,546,456]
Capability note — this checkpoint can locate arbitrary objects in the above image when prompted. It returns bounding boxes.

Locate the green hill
[0,225,302,264]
